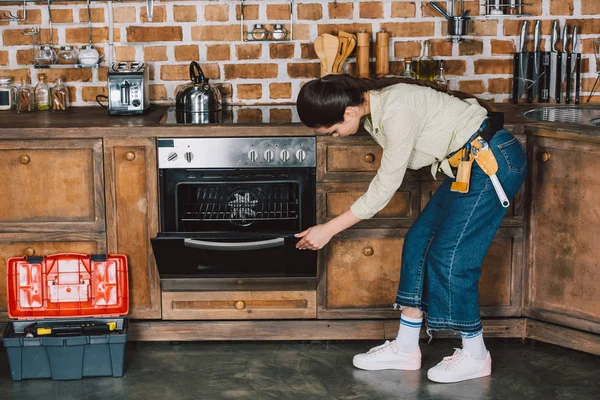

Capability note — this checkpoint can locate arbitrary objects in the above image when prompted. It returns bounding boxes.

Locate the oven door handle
[183,237,285,251]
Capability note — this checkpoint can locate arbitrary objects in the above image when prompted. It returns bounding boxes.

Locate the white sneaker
[427,348,492,383]
[352,340,422,371]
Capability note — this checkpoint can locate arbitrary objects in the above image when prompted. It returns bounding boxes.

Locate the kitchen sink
[523,106,600,128]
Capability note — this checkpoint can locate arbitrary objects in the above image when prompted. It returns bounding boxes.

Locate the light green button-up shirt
[350,83,488,220]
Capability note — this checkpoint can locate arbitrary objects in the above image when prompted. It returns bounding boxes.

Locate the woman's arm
[295,209,362,250]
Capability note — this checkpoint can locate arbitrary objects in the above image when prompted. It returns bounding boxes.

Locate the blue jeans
[395,127,527,333]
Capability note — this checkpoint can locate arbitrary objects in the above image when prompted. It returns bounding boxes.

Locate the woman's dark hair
[296,74,491,128]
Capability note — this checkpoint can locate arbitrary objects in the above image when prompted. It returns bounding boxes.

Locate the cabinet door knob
[234,300,246,310]
[364,153,375,164]
[20,155,31,165]
[124,151,136,162]
[363,246,374,257]
[539,151,551,163]
[24,247,35,256]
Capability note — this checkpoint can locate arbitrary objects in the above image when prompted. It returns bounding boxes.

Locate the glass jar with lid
[57,45,78,65]
[36,45,57,66]
[16,77,34,113]
[34,73,51,111]
[0,77,16,111]
[78,45,100,66]
[271,24,288,40]
[251,24,267,41]
[51,78,69,111]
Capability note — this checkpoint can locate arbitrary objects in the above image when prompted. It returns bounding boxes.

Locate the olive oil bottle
[417,40,436,83]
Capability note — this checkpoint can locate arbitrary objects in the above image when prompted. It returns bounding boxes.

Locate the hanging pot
[175,61,223,123]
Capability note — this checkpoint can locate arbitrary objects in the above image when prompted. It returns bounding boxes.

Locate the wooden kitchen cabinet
[104,138,161,319]
[0,233,106,320]
[0,139,105,233]
[525,135,600,333]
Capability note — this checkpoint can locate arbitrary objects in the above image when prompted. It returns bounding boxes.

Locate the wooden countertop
[0,103,598,141]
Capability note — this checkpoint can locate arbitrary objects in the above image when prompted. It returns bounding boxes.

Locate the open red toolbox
[3,253,129,381]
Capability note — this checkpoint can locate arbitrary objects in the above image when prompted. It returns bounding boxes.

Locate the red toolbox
[2,253,129,381]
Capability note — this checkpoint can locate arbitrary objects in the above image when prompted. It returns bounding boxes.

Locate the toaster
[107,62,150,115]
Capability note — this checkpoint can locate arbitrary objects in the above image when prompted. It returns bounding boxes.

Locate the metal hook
[87,0,93,45]
[46,0,53,46]
[1,0,27,22]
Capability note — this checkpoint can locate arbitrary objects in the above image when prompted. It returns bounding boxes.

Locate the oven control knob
[248,149,258,162]
[264,149,274,163]
[184,152,194,163]
[280,149,290,162]
[296,149,307,162]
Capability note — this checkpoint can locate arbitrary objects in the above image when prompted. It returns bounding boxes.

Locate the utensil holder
[447,16,470,36]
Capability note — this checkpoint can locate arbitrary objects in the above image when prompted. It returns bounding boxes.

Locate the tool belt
[447,112,510,208]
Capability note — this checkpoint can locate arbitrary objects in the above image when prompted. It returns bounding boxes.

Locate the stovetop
[162,105,302,125]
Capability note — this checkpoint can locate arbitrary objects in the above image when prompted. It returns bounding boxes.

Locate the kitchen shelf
[33,63,102,69]
[240,0,293,42]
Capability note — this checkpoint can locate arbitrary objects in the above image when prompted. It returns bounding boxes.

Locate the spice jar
[251,24,267,41]
[51,78,69,111]
[0,77,16,111]
[79,44,100,66]
[34,73,51,111]
[271,24,288,40]
[36,45,57,66]
[16,77,34,113]
[57,45,78,65]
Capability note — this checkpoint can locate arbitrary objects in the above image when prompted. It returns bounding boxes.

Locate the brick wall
[0,0,598,106]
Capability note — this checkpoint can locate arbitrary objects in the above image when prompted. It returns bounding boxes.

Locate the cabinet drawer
[0,139,105,232]
[327,144,382,172]
[0,234,107,320]
[162,290,316,320]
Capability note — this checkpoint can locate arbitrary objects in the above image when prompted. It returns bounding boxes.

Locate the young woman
[294,74,526,383]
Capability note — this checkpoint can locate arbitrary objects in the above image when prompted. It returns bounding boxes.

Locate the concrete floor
[1,338,599,400]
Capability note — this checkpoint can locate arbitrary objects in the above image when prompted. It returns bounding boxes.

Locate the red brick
[394,42,422,59]
[459,80,486,94]
[144,46,168,62]
[207,44,231,61]
[43,69,92,83]
[3,29,57,46]
[380,22,435,38]
[291,24,310,40]
[82,86,107,102]
[473,20,498,36]
[236,44,262,60]
[459,40,484,56]
[162,64,219,81]
[216,83,233,101]
[127,26,182,42]
[67,87,76,104]
[488,78,512,94]
[287,63,320,79]
[522,0,542,16]
[270,43,294,59]
[551,0,574,15]
[582,0,600,14]
[173,5,197,22]
[270,109,292,123]
[267,4,291,20]
[149,84,167,101]
[328,2,353,19]
[141,5,167,23]
[175,45,199,62]
[0,51,8,66]
[359,2,383,19]
[16,49,32,65]
[0,69,30,85]
[491,40,516,55]
[66,27,120,44]
[98,67,108,82]
[237,84,262,100]
[236,4,259,20]
[225,64,278,79]
[79,8,104,23]
[17,9,42,25]
[301,43,318,60]
[115,46,136,62]
[205,4,229,22]
[392,2,416,18]
[421,3,441,18]
[52,9,73,23]
[445,60,466,75]
[192,25,239,41]
[474,59,513,74]
[270,83,292,99]
[113,6,136,23]
[298,3,322,20]
[431,40,452,56]
[237,109,263,123]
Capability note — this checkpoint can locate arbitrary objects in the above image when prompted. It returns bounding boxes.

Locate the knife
[549,20,559,102]
[529,20,541,103]
[560,24,569,104]
[572,26,581,104]
[566,26,577,104]
[513,20,528,104]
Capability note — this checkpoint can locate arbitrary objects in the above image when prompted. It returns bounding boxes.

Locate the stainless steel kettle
[175,61,223,124]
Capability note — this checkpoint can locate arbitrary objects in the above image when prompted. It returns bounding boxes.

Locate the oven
[151,137,317,280]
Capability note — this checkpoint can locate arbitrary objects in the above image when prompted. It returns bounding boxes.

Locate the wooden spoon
[337,32,357,73]
[333,36,349,73]
[314,35,327,77]
[322,34,341,76]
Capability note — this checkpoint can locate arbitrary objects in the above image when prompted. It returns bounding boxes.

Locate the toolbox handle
[184,237,285,251]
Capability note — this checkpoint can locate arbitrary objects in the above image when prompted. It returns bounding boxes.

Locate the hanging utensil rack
[480,1,531,17]
[240,0,293,42]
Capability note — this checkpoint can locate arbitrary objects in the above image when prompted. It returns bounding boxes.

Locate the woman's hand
[295,224,335,251]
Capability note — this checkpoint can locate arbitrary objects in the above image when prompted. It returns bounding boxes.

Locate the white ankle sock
[461,330,487,360]
[395,315,422,353]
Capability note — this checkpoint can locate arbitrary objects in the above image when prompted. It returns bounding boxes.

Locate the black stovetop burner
[163,105,301,125]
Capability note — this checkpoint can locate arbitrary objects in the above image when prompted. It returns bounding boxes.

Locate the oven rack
[181,201,299,222]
